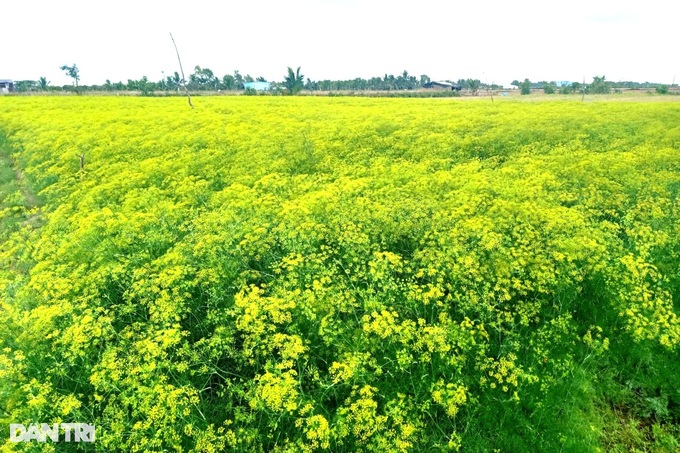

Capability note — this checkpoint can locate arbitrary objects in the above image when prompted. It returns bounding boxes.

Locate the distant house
[243,81,271,91]
[0,79,14,94]
[423,81,462,91]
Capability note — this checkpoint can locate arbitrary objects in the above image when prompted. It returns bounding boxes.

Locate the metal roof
[431,81,453,86]
[243,81,271,91]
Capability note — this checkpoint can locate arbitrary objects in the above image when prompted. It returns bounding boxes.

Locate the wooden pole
[581,76,586,102]
[170,32,194,109]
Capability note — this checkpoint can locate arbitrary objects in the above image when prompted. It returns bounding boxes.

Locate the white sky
[2,0,678,87]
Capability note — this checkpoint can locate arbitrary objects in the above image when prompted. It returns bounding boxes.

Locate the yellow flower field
[1,96,679,451]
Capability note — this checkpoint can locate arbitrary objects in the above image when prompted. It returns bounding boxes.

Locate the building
[0,79,14,94]
[422,81,462,91]
[243,81,271,91]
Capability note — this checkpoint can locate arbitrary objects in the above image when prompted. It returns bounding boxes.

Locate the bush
[656,85,669,94]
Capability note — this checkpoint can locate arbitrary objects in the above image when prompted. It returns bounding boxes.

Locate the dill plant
[0,96,679,451]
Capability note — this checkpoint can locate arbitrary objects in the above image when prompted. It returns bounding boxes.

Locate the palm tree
[169,72,182,92]
[284,67,304,95]
[38,77,50,91]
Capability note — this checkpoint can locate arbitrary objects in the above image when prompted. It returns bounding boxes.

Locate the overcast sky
[2,0,678,87]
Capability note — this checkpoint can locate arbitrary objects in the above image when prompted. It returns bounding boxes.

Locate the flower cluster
[1,96,679,451]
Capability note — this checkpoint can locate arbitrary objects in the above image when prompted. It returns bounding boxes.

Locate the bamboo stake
[170,32,194,109]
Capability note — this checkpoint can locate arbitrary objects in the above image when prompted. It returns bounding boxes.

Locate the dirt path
[13,166,40,209]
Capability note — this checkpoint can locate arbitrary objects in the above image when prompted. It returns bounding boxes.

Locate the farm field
[1,96,680,452]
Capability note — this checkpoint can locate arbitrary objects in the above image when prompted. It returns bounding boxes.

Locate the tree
[38,77,50,91]
[588,75,611,94]
[14,80,38,92]
[511,80,520,89]
[233,70,244,89]
[384,74,396,90]
[167,72,182,92]
[189,66,217,90]
[221,74,236,90]
[137,76,154,95]
[466,79,481,95]
[396,70,416,90]
[60,64,80,88]
[369,77,383,90]
[543,81,556,94]
[559,83,572,95]
[305,78,318,91]
[111,81,125,91]
[519,78,532,95]
[284,66,304,95]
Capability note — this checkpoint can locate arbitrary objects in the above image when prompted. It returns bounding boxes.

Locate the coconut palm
[38,77,50,91]
[284,67,304,95]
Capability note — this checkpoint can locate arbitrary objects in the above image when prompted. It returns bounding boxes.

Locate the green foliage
[465,78,481,95]
[559,82,582,94]
[12,80,39,92]
[284,66,304,95]
[656,85,669,94]
[38,77,50,91]
[59,63,80,87]
[588,75,611,94]
[543,81,557,94]
[520,78,532,95]
[189,66,217,90]
[127,76,154,95]
[221,74,236,90]
[1,97,680,451]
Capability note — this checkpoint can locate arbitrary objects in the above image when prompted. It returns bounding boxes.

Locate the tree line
[11,65,493,95]
[8,65,675,95]
[512,76,674,95]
